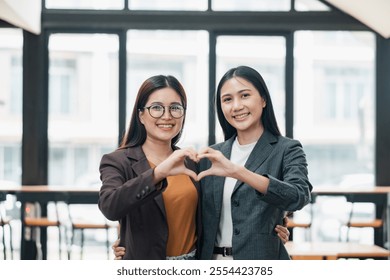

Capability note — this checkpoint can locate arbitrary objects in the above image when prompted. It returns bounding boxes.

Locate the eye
[242,93,250,98]
[222,97,232,103]
[170,104,184,112]
[150,105,163,111]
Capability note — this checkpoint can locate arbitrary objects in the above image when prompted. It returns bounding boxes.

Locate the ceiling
[324,0,390,38]
[0,0,389,38]
[0,0,41,34]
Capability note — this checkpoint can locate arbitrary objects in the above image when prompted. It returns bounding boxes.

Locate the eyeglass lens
[148,105,184,118]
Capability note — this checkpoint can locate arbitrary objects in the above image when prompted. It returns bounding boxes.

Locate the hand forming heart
[153,147,237,182]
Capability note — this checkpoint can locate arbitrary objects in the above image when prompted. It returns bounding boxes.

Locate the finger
[197,146,212,154]
[112,239,120,249]
[115,250,125,256]
[276,225,290,236]
[197,152,220,161]
[197,170,213,181]
[183,149,199,162]
[277,233,288,244]
[184,170,198,181]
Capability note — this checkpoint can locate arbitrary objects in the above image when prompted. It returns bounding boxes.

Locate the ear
[261,97,266,108]
[139,110,145,124]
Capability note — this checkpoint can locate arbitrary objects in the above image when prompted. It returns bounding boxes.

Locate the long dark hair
[119,75,187,149]
[216,66,281,140]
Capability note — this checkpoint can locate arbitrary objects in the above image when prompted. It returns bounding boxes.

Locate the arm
[197,140,312,211]
[99,148,199,221]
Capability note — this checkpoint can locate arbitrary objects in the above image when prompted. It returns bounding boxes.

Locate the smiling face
[139,87,184,145]
[220,77,266,142]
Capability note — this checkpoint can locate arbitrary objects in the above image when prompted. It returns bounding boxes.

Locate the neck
[142,139,173,163]
[236,126,264,145]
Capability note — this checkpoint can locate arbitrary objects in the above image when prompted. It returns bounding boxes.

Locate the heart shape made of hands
[156,147,234,181]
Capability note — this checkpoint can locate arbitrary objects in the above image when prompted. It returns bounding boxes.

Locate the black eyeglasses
[140,104,185,119]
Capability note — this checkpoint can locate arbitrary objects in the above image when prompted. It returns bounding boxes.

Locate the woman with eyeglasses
[98,75,200,260]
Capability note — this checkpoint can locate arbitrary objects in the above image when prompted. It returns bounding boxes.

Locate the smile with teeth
[157,124,174,128]
[233,113,250,120]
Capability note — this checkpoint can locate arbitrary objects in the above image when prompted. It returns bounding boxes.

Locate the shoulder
[101,148,127,161]
[274,135,302,149]
[100,146,144,164]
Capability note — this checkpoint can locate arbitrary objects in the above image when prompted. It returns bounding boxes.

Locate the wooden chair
[286,205,313,241]
[23,202,64,259]
[66,204,118,259]
[0,200,14,259]
[341,202,384,242]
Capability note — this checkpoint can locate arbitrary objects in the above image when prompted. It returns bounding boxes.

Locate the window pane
[46,0,124,9]
[48,34,119,187]
[294,31,375,188]
[216,35,286,142]
[129,0,207,11]
[295,0,330,11]
[213,0,290,11]
[0,28,23,184]
[127,30,209,149]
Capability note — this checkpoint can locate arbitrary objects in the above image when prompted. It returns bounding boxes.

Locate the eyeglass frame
[139,104,186,119]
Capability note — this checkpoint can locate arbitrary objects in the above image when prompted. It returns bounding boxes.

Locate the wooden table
[312,186,390,248]
[286,241,390,260]
[0,185,100,259]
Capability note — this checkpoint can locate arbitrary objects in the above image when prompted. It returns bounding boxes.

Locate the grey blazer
[98,145,201,260]
[199,130,312,260]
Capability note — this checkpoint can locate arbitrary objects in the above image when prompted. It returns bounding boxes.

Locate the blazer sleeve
[259,139,312,211]
[98,152,166,221]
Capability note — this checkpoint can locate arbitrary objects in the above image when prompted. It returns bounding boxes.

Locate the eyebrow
[148,101,182,106]
[221,88,251,97]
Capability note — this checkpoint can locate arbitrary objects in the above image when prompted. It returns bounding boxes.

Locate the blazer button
[233,200,239,207]
[145,186,150,192]
[136,194,141,199]
[234,228,240,235]
[141,190,146,196]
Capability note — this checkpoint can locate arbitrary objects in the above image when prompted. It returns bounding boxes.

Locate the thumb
[184,169,198,182]
[197,170,212,181]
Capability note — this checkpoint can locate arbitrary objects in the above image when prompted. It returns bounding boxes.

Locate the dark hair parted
[216,65,281,141]
[119,75,187,149]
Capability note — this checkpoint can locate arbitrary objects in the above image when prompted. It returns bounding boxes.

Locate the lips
[233,113,250,120]
[157,124,174,128]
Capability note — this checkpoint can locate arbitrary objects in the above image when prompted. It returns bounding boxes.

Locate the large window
[294,31,375,188]
[48,34,119,187]
[127,30,209,149]
[216,35,286,141]
[0,28,23,184]
[294,31,375,243]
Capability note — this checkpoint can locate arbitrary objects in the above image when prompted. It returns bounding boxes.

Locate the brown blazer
[98,145,201,260]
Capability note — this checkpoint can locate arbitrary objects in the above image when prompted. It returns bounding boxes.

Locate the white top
[215,137,257,247]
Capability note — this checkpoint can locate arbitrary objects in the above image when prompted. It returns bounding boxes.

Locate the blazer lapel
[125,146,166,214]
[233,130,277,193]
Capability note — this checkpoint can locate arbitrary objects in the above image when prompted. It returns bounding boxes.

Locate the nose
[161,106,172,119]
[232,98,243,110]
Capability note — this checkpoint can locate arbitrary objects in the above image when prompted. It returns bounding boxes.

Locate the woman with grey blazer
[198,66,312,260]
